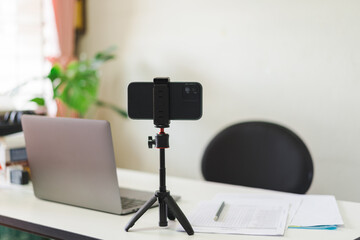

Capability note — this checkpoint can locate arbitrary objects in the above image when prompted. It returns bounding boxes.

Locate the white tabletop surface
[0,168,360,240]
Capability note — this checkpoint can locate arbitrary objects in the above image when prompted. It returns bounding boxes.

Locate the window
[0,0,58,111]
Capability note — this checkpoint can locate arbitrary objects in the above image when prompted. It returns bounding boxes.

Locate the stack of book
[0,132,28,183]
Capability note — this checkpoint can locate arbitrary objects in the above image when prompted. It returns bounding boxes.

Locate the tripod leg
[159,196,168,226]
[164,195,194,235]
[125,195,157,232]
[167,206,175,220]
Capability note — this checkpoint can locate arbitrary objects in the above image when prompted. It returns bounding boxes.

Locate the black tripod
[125,78,194,235]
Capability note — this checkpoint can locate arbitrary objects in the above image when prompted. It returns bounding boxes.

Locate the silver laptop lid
[22,115,123,214]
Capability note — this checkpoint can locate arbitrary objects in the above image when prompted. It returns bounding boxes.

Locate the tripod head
[148,128,169,149]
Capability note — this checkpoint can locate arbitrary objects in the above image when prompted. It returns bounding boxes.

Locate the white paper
[178,199,289,236]
[213,193,344,228]
[213,193,302,226]
[289,195,344,227]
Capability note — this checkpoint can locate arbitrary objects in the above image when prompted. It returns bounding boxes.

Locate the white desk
[0,168,360,240]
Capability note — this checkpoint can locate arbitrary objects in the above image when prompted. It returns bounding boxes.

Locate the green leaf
[30,97,45,106]
[113,107,128,118]
[95,100,127,118]
[94,46,116,64]
[47,64,62,82]
[60,80,97,116]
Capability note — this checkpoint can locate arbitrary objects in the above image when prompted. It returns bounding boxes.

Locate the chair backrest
[201,121,313,194]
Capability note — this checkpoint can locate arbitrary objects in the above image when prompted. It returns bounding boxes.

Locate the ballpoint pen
[214,201,225,221]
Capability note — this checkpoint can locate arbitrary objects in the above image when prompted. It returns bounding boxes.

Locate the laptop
[21,115,168,215]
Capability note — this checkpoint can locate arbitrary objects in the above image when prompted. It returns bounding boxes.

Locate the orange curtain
[50,0,78,117]
[50,0,76,68]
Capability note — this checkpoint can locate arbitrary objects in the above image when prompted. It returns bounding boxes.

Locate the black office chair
[201,121,313,194]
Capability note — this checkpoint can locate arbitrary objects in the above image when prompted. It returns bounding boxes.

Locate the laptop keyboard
[121,197,147,209]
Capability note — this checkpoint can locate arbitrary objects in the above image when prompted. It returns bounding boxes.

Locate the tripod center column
[159,148,166,192]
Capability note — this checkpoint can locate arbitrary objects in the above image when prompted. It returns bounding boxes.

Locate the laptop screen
[22,115,123,214]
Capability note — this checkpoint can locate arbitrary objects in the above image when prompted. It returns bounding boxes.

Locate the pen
[214,201,225,221]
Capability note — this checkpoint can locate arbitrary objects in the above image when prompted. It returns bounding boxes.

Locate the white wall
[79,0,360,202]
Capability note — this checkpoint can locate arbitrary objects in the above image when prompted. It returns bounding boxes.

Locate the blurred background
[1,0,360,202]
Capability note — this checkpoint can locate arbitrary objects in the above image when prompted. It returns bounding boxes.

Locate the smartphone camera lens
[183,84,200,101]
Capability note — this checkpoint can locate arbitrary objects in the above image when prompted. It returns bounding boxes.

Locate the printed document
[213,193,302,225]
[178,198,289,235]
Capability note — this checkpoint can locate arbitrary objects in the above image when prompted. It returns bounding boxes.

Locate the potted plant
[31,47,127,118]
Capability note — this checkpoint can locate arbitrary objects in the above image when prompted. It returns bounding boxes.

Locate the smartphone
[128,82,202,120]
